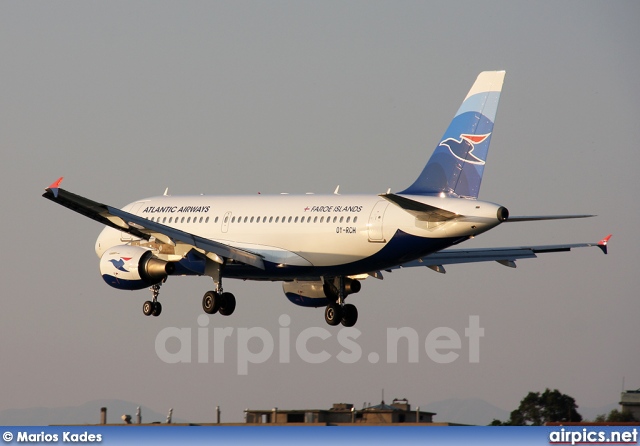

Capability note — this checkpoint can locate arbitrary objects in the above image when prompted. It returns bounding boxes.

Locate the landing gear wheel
[202,291,219,314]
[219,292,236,316]
[325,302,343,326]
[341,303,358,327]
[143,300,154,316]
[152,301,162,317]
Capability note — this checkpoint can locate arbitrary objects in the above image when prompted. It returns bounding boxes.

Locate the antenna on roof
[382,388,385,405]
[163,187,169,196]
[334,185,340,195]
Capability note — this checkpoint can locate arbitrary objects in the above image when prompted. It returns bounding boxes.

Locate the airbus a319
[43,71,610,327]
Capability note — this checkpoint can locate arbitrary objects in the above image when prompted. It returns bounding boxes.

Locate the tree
[594,409,637,423]
[489,389,582,425]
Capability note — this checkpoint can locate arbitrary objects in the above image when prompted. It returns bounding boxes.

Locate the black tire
[152,301,162,317]
[202,291,219,314]
[341,303,358,327]
[324,303,342,326]
[143,300,154,316]
[219,292,236,316]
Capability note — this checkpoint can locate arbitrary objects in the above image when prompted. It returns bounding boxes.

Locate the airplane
[42,71,610,327]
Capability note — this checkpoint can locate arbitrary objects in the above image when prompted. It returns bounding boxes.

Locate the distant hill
[422,398,620,425]
[0,399,185,426]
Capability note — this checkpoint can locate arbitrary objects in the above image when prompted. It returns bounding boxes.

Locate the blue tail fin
[399,71,505,198]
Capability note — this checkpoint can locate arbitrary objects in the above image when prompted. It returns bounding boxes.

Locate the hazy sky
[1,1,639,423]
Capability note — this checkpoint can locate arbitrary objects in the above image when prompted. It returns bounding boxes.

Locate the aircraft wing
[42,178,265,269]
[394,236,610,273]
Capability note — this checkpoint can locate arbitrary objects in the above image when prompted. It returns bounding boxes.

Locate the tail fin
[399,70,505,198]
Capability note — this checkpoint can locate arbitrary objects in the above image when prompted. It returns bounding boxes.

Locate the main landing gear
[202,289,236,316]
[323,277,359,327]
[143,283,163,317]
[201,260,236,317]
[324,302,358,327]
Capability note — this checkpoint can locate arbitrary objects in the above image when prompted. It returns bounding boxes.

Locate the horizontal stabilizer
[505,215,595,222]
[380,193,458,222]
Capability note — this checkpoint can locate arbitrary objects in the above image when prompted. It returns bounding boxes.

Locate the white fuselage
[96,193,504,279]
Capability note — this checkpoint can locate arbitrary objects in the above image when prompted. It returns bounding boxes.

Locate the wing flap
[107,205,265,268]
[400,247,538,268]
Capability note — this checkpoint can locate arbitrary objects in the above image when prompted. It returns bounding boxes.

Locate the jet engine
[99,245,175,290]
[283,278,361,308]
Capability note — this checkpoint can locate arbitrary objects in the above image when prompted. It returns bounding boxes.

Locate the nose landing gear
[143,282,163,317]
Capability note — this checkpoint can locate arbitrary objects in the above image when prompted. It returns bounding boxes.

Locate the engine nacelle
[99,245,175,290]
[283,278,362,308]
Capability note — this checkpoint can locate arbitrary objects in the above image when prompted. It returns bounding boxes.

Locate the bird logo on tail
[439,133,491,165]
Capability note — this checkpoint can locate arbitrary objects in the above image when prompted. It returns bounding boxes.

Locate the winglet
[597,234,612,255]
[46,177,64,198]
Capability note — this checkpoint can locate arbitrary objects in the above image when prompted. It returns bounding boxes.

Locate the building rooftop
[244,399,437,425]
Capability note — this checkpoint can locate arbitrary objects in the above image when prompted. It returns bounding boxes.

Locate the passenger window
[250,217,254,223]
[307,216,311,223]
[205,217,209,223]
[314,216,318,223]
[288,216,292,223]
[353,216,358,223]
[339,216,344,223]
[320,216,324,223]
[200,217,203,223]
[294,217,298,223]
[232,217,236,223]
[215,217,219,223]
[269,216,273,223]
[275,217,279,223]
[181,217,185,223]
[333,216,337,223]
[186,217,190,223]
